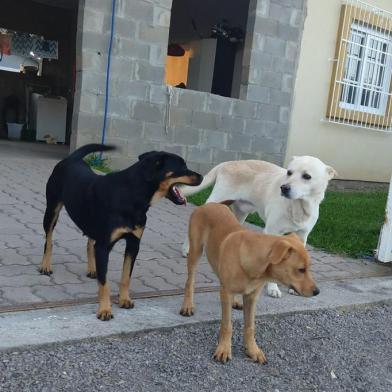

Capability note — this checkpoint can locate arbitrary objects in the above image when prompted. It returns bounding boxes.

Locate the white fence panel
[377,175,392,262]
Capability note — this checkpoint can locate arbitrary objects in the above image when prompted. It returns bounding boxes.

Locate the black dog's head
[138,151,203,205]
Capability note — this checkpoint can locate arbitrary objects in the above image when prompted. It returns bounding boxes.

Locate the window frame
[327,4,392,129]
[339,22,392,115]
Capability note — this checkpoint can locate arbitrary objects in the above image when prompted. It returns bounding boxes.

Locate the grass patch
[187,188,387,259]
[84,153,112,174]
[308,191,387,258]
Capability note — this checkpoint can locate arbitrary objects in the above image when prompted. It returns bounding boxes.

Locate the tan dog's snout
[291,283,320,297]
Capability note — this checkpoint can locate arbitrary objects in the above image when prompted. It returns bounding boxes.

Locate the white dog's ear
[326,165,338,179]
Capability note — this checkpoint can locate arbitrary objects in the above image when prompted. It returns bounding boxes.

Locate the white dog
[180,156,337,298]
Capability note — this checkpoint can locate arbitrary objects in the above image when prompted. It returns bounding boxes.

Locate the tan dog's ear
[326,165,337,179]
[269,239,292,265]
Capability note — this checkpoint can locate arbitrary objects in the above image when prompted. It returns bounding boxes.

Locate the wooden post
[377,175,392,263]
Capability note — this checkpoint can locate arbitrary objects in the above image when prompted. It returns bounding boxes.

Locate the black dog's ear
[139,151,165,181]
[138,151,159,161]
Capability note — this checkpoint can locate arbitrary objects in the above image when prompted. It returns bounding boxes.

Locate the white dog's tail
[180,163,223,197]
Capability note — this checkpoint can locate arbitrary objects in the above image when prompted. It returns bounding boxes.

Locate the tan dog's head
[280,156,337,201]
[267,234,319,297]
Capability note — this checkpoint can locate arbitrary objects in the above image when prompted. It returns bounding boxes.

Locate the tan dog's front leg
[243,286,267,364]
[213,287,233,363]
[180,241,202,316]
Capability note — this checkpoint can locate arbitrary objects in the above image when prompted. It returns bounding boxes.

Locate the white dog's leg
[182,236,190,258]
[231,202,249,224]
[296,230,309,245]
[263,221,283,298]
[288,229,309,296]
[266,282,282,298]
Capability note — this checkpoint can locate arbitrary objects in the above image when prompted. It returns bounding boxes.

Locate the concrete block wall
[71,0,306,172]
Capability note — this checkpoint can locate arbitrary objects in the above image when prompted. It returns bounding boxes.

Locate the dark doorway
[0,0,79,146]
[166,0,250,99]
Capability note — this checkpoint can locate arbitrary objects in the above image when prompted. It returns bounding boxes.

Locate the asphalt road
[1,303,392,392]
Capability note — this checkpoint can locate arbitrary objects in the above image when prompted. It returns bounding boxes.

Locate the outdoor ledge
[1,276,392,351]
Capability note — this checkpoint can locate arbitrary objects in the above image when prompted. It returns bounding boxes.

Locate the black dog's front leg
[95,243,113,321]
[118,235,140,309]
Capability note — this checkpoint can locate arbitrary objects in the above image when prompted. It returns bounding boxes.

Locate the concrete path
[1,276,392,350]
[0,143,391,312]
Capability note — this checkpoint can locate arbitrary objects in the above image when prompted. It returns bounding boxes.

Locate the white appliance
[35,96,67,143]
[0,54,38,73]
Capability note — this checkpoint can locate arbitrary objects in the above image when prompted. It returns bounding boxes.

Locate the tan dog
[180,203,319,364]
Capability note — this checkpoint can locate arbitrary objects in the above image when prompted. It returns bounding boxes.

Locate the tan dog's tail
[180,163,223,197]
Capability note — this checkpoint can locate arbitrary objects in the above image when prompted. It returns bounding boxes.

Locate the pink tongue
[173,186,186,204]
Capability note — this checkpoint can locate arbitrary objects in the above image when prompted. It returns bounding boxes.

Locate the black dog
[38,144,202,320]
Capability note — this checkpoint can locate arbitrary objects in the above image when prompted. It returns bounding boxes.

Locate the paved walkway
[0,144,391,311]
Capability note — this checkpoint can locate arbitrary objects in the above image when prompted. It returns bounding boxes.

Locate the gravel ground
[1,303,392,392]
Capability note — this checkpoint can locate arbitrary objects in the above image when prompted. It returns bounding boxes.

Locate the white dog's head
[280,156,337,201]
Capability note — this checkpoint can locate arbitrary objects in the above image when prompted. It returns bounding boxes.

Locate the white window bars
[326,0,392,132]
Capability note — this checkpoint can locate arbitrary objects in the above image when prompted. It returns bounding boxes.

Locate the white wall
[285,0,392,182]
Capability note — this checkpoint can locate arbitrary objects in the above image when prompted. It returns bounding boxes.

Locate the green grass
[84,154,112,174]
[187,188,388,259]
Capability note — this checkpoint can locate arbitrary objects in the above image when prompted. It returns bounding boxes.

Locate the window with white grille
[327,1,392,131]
[340,23,392,115]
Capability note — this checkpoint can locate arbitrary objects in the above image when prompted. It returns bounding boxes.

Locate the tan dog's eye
[287,170,293,176]
[298,268,306,273]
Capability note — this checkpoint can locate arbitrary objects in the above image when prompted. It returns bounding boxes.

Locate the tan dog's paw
[245,345,267,364]
[179,304,194,317]
[38,266,53,276]
[213,344,232,363]
[118,297,134,309]
[97,308,113,321]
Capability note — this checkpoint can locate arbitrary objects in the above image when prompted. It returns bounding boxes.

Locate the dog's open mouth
[168,184,187,205]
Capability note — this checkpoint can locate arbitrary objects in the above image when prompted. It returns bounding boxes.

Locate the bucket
[7,123,24,140]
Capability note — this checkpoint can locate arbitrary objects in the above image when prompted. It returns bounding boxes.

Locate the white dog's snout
[280,184,291,197]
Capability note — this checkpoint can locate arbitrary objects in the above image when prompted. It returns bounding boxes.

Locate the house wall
[72,0,306,172]
[285,0,392,182]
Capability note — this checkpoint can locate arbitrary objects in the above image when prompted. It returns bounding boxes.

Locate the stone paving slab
[0,149,391,311]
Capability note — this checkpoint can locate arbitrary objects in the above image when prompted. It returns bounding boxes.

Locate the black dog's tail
[67,144,116,161]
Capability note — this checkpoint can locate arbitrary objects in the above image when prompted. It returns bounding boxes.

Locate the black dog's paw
[179,306,194,317]
[97,309,114,321]
[118,298,134,309]
[86,271,96,279]
[38,267,53,276]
